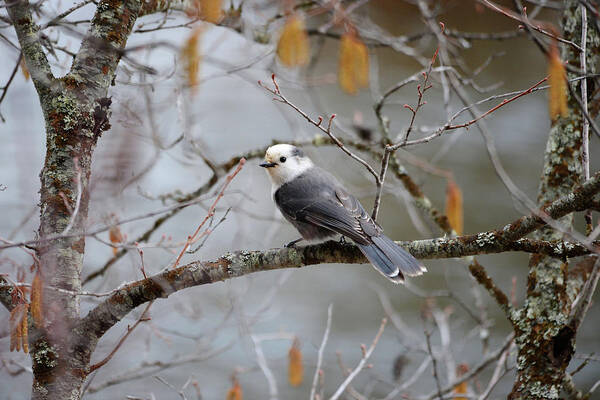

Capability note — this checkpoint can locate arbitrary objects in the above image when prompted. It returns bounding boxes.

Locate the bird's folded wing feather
[276,186,380,246]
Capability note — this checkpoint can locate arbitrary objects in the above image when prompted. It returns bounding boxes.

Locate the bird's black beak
[260,162,277,168]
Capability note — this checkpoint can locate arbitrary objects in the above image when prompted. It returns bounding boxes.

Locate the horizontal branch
[77,171,600,344]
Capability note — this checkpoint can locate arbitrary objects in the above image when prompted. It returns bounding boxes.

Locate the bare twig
[397,76,549,148]
[401,45,440,145]
[251,335,279,400]
[154,375,189,400]
[329,318,387,400]
[334,352,367,400]
[423,334,514,400]
[371,150,390,221]
[171,158,245,269]
[380,356,432,400]
[468,260,513,321]
[477,341,515,400]
[88,301,153,374]
[259,74,380,182]
[0,52,22,120]
[374,67,451,121]
[569,257,600,331]
[41,0,95,29]
[478,0,582,51]
[424,329,444,400]
[310,304,333,400]
[579,4,592,232]
[87,343,234,393]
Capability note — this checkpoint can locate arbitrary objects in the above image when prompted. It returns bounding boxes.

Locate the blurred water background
[1,1,599,399]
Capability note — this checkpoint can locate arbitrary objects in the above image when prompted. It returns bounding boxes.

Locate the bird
[260,143,426,283]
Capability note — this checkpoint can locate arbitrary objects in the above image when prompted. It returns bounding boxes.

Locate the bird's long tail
[357,235,426,283]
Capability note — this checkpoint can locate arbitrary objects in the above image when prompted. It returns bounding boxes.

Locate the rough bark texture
[509,2,600,398]
[6,1,142,399]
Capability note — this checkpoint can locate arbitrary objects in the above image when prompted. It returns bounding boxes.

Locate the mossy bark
[7,1,142,399]
[509,2,600,398]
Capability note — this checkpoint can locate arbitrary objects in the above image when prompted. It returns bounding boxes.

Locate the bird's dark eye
[280,156,287,163]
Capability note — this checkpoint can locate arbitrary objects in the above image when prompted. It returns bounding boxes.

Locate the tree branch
[69,0,143,99]
[6,0,55,92]
[139,0,196,16]
[469,259,513,321]
[87,301,153,373]
[76,170,600,345]
[569,257,600,331]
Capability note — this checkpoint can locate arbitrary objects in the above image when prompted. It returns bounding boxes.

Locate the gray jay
[260,144,426,283]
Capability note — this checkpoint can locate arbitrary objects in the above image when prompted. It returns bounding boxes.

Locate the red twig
[171,158,246,269]
[399,42,440,146]
[137,246,147,279]
[446,76,548,130]
[478,0,582,51]
[259,74,380,182]
[399,75,549,148]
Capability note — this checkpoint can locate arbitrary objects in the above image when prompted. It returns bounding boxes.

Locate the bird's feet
[285,238,303,248]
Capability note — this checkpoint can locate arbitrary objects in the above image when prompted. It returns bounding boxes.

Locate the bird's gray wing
[334,188,383,238]
[276,184,376,245]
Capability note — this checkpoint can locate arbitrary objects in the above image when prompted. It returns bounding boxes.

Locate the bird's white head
[260,144,314,187]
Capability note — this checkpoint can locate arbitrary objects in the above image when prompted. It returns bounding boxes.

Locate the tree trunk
[5,1,142,398]
[30,88,101,399]
[509,1,599,398]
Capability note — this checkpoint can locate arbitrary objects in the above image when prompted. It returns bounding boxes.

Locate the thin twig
[402,44,440,144]
[423,334,514,400]
[88,301,153,374]
[41,0,95,29]
[0,176,221,252]
[397,76,548,149]
[310,304,333,400]
[380,356,432,400]
[335,352,367,400]
[329,318,387,400]
[251,335,279,400]
[371,150,390,221]
[154,375,189,400]
[468,260,513,321]
[424,329,444,400]
[374,66,451,119]
[0,52,22,120]
[445,76,548,130]
[566,81,600,140]
[579,4,592,232]
[569,257,600,331]
[171,158,245,269]
[478,0,582,51]
[477,341,515,400]
[259,74,380,182]
[372,45,441,220]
